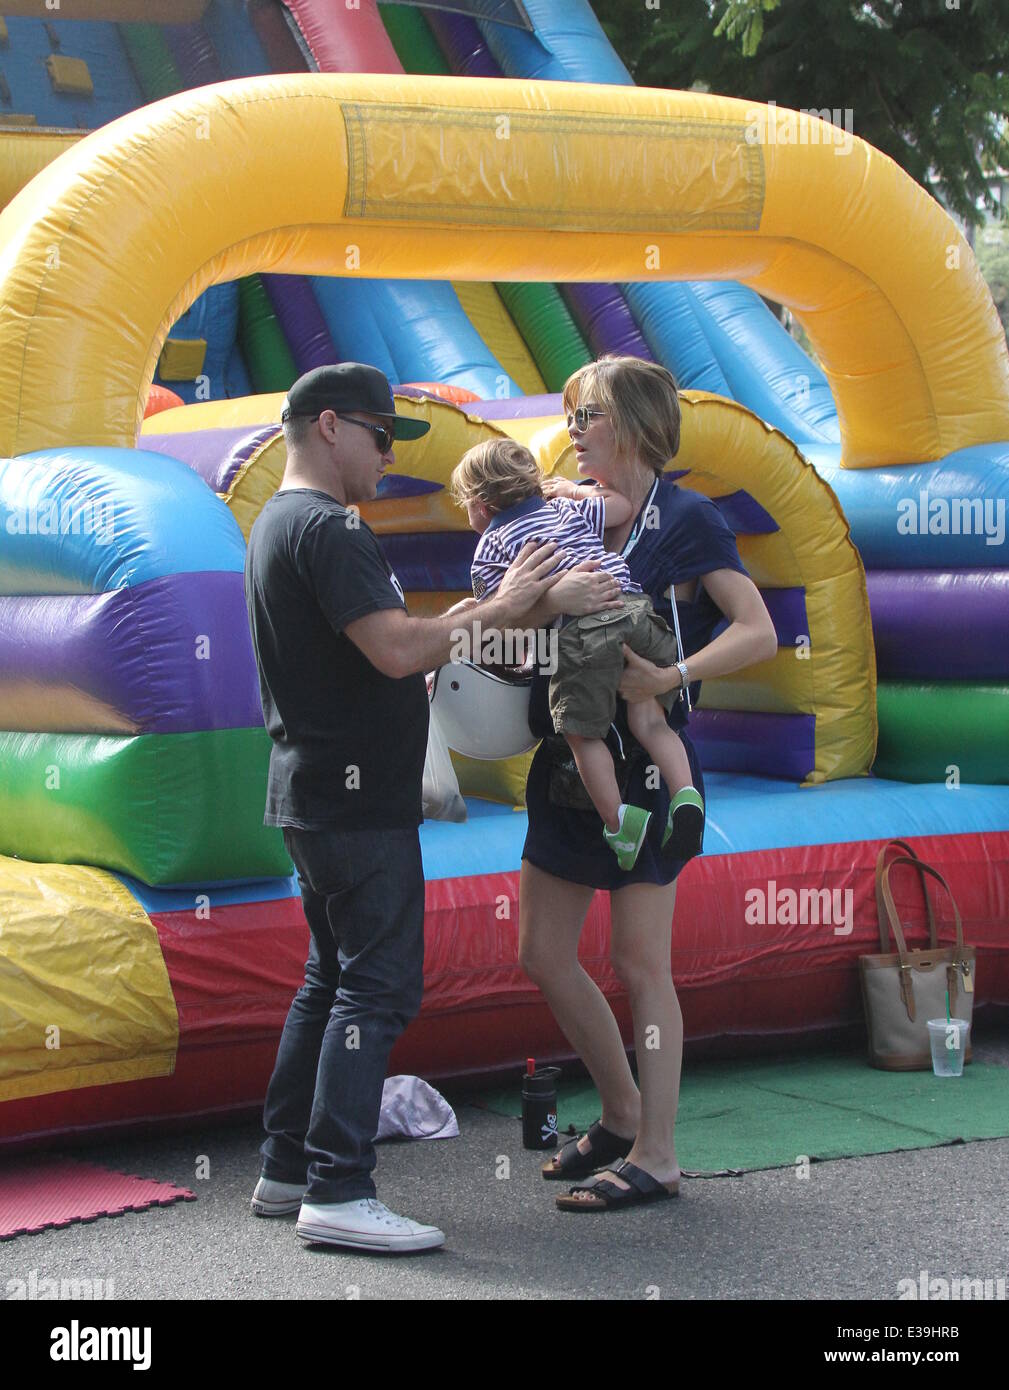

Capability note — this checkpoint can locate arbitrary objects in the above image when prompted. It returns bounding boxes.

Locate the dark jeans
[260,825,425,1204]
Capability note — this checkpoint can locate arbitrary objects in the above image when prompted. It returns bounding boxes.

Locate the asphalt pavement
[3,1026,1008,1303]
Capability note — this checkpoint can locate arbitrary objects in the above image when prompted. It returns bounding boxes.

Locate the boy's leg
[553,615,652,869]
[625,700,704,859]
[626,698,693,793]
[565,732,623,831]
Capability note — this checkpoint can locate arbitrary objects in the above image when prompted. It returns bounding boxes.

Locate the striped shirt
[470,493,641,601]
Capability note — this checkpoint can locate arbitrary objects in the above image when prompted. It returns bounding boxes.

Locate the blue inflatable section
[224,344,254,399]
[625,283,732,398]
[808,443,1009,569]
[478,0,631,82]
[423,777,1009,877]
[678,281,838,443]
[202,0,271,78]
[115,775,1009,905]
[0,449,244,593]
[315,277,520,398]
[312,278,400,383]
[1,17,141,129]
[154,282,242,405]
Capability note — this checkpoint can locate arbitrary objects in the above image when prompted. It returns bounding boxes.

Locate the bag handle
[879,855,965,959]
[874,840,938,954]
[878,854,966,1023]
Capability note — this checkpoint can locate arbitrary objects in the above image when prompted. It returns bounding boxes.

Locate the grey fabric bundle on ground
[376,1075,460,1141]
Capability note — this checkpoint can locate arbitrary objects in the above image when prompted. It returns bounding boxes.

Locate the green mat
[474,1054,1009,1173]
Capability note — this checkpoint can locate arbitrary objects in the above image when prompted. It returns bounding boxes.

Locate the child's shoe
[602,803,652,871]
[662,787,705,860]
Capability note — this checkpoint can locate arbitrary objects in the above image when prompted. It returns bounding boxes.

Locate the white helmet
[429,660,536,760]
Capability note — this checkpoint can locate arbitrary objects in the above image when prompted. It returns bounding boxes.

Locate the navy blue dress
[522,476,748,891]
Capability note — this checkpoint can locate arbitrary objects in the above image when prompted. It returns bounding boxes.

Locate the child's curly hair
[450,438,543,514]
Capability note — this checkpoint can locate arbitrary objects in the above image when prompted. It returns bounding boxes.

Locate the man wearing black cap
[244,364,613,1253]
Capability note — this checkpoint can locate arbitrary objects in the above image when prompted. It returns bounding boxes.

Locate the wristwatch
[675,660,691,712]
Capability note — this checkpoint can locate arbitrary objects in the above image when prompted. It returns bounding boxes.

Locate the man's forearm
[400,592,524,675]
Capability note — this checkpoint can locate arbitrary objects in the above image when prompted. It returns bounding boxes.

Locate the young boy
[449,438,704,870]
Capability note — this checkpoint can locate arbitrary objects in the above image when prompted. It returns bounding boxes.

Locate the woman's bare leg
[561,880,681,1201]
[519,859,641,1151]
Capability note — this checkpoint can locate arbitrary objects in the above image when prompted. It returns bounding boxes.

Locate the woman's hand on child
[619,645,677,702]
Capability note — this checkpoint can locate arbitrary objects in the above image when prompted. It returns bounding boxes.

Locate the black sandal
[540,1120,635,1181]
[555,1160,680,1211]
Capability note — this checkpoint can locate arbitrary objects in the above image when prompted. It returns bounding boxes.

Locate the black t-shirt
[244,488,429,830]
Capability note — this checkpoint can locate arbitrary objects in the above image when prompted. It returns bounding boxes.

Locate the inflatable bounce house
[1,0,1007,1149]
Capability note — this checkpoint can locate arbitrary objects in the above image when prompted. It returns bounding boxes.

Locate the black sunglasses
[566,406,607,432]
[311,413,394,454]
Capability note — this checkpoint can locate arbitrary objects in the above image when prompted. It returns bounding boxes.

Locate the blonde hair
[562,355,680,477]
[450,438,543,513]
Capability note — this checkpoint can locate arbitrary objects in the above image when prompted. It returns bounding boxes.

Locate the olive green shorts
[549,594,680,738]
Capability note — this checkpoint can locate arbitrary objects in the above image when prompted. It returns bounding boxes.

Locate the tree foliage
[593,0,1009,227]
[976,235,1009,340]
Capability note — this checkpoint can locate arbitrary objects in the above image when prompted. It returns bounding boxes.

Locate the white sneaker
[251,1177,308,1217]
[296,1198,445,1253]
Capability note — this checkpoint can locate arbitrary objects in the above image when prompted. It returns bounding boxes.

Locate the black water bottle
[521,1059,560,1149]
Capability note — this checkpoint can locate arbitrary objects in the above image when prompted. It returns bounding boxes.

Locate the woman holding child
[518,357,776,1212]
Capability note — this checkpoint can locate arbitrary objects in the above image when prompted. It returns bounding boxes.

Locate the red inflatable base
[2,832,1006,1150]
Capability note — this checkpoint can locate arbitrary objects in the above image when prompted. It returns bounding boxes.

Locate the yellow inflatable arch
[1,73,1008,467]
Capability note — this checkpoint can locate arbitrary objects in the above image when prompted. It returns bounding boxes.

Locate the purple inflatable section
[690,710,816,782]
[472,393,563,419]
[144,427,442,501]
[425,10,503,77]
[562,284,653,362]
[711,490,778,535]
[163,22,223,85]
[714,587,804,647]
[143,426,280,495]
[867,569,1009,679]
[261,274,337,375]
[0,574,262,734]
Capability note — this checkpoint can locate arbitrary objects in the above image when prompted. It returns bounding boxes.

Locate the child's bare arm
[542,475,634,528]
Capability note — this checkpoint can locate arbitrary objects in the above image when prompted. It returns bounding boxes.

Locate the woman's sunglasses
[566,406,607,433]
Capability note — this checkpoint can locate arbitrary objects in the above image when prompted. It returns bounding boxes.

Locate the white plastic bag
[422,690,467,822]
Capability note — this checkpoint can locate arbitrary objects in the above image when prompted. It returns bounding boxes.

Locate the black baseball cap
[280,363,431,441]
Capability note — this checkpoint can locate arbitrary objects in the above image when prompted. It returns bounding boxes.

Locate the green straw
[946,989,951,1023]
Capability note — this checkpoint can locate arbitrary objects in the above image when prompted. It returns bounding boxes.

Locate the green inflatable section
[238,276,299,394]
[0,729,292,885]
[378,3,451,74]
[875,683,1009,784]
[118,23,183,101]
[495,283,593,391]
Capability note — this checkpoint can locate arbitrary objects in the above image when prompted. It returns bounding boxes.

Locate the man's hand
[619,644,677,703]
[550,560,622,617]
[493,540,563,618]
